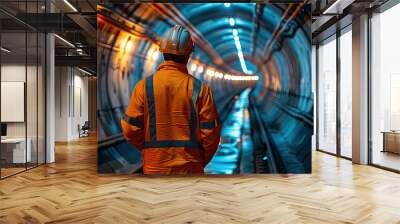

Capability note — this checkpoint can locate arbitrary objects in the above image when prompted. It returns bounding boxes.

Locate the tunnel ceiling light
[214,72,223,79]
[229,18,235,27]
[206,69,215,77]
[125,40,133,52]
[198,66,204,74]
[233,29,238,36]
[152,50,160,60]
[224,3,231,7]
[191,64,197,72]
[63,0,78,12]
[232,31,251,74]
[54,34,75,48]
[146,45,160,60]
[1,47,11,53]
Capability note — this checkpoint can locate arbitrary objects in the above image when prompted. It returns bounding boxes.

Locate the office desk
[1,138,31,164]
[382,131,400,154]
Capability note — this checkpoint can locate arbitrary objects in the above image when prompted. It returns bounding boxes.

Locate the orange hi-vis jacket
[121,61,221,174]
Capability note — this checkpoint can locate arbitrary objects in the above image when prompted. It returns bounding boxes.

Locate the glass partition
[38,32,45,165]
[0,0,46,179]
[0,25,28,178]
[27,31,38,169]
[317,37,337,154]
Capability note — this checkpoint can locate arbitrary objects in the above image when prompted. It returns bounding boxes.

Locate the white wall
[1,65,41,137]
[55,67,69,141]
[54,67,89,141]
[1,65,26,139]
[73,73,89,137]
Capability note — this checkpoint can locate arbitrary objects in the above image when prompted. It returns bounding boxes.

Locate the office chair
[79,121,90,138]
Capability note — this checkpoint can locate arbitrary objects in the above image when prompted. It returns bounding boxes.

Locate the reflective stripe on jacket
[121,61,221,174]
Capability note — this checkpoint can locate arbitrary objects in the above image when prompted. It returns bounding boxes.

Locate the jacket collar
[158,61,188,74]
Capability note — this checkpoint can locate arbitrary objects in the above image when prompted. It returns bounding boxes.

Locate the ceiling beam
[55,55,96,71]
[67,13,96,39]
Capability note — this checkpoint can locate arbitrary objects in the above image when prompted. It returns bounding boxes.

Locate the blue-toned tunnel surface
[205,88,253,174]
[97,3,312,174]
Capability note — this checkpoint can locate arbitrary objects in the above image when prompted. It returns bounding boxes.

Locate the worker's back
[143,61,204,174]
[150,62,197,144]
[121,25,221,174]
[122,61,221,174]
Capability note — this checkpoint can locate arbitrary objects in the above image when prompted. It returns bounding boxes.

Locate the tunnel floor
[205,89,254,174]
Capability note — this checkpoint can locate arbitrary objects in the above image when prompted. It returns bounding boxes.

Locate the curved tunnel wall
[97,3,312,173]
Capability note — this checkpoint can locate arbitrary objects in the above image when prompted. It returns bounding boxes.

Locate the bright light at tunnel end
[186,14,259,82]
[204,68,258,81]
[189,61,258,81]
[224,74,259,81]
[224,3,231,7]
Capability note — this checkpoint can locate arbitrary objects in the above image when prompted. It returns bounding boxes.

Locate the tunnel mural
[97,3,312,174]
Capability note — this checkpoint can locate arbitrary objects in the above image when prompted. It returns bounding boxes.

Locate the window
[340,29,352,158]
[370,3,400,171]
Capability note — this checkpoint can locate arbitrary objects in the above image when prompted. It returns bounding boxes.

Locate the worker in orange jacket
[121,25,221,174]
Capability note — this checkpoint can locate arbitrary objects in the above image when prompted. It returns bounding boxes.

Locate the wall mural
[97,3,312,174]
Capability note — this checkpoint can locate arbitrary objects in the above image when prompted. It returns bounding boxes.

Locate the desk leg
[382,133,386,153]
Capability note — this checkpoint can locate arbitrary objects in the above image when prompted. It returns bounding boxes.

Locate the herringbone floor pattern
[1,135,400,223]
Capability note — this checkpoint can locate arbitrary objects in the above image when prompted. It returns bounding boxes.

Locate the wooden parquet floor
[1,135,400,224]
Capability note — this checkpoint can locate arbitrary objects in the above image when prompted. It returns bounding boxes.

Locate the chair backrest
[82,121,90,129]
